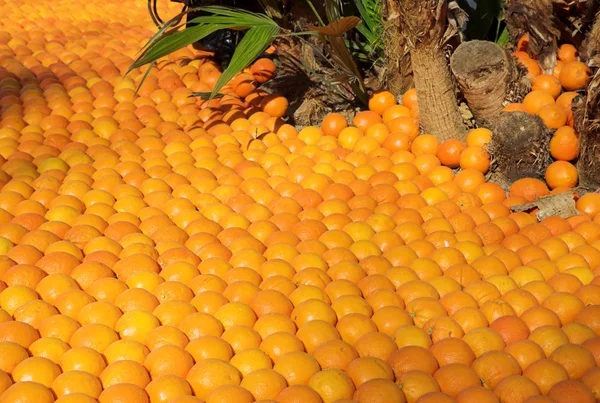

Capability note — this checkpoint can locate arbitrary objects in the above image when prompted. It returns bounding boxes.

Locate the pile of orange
[506,38,590,192]
[0,1,597,403]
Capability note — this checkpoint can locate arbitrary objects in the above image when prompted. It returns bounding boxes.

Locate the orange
[0,382,55,403]
[276,384,324,403]
[369,90,397,115]
[100,360,151,389]
[493,375,541,403]
[489,315,530,344]
[559,61,591,91]
[523,91,555,114]
[433,363,481,397]
[459,146,490,173]
[144,344,194,378]
[387,346,439,378]
[186,359,242,399]
[550,126,579,161]
[396,370,441,403]
[430,337,476,367]
[529,325,570,357]
[0,321,40,348]
[240,368,288,400]
[251,58,276,83]
[353,378,407,403]
[346,356,394,387]
[229,348,272,376]
[185,335,233,362]
[436,140,467,168]
[462,327,505,358]
[146,374,193,403]
[558,44,578,62]
[455,385,499,403]
[536,104,568,129]
[531,74,562,99]
[519,58,542,78]
[472,350,522,389]
[321,113,348,137]
[547,379,596,403]
[274,351,321,385]
[523,358,569,394]
[545,161,578,189]
[509,178,550,202]
[104,340,150,365]
[549,343,596,380]
[308,369,356,403]
[12,356,61,387]
[98,383,150,403]
[51,370,103,399]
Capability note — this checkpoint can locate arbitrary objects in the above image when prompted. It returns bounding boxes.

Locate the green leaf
[457,0,503,40]
[130,6,279,72]
[355,23,377,44]
[133,61,156,96]
[210,24,280,99]
[353,0,376,34]
[137,10,187,56]
[496,27,510,46]
[130,23,227,70]
[190,92,226,100]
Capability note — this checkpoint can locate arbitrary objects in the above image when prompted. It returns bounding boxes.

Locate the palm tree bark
[396,0,465,141]
[574,10,600,193]
[504,0,559,74]
[382,0,412,95]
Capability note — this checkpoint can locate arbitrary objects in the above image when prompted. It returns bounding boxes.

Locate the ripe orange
[531,74,562,99]
[437,139,466,168]
[545,161,578,189]
[519,57,542,78]
[559,61,591,91]
[558,44,578,62]
[523,91,555,114]
[550,126,579,161]
[536,104,568,129]
[369,90,397,116]
[459,146,490,173]
[321,113,348,137]
[251,58,276,83]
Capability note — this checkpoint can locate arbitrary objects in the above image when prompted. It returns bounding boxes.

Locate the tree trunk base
[489,111,553,189]
[574,71,600,193]
[574,11,600,193]
[450,40,528,129]
[411,45,466,142]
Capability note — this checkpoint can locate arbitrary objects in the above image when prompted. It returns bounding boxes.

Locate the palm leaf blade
[130,23,226,70]
[209,24,280,99]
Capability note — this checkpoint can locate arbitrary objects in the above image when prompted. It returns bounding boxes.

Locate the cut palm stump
[450,40,529,129]
[488,111,553,191]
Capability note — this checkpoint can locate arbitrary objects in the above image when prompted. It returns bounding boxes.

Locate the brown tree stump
[450,41,524,129]
[488,112,553,190]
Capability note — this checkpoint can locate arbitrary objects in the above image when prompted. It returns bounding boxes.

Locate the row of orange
[0,1,597,403]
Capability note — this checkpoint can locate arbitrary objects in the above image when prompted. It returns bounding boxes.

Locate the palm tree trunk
[574,11,600,193]
[382,0,412,94]
[395,0,466,141]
